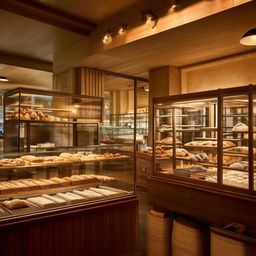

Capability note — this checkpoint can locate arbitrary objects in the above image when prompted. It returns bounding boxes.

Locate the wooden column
[53,67,105,97]
[148,66,181,145]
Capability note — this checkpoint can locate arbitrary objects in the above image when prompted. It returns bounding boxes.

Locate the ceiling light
[0,76,9,82]
[169,0,180,9]
[118,24,128,35]
[240,28,256,46]
[142,10,158,28]
[103,30,112,44]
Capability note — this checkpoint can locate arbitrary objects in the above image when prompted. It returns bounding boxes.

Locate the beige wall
[181,51,256,93]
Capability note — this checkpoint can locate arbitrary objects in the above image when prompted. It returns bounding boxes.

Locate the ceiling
[0,1,255,92]
[31,0,145,23]
[80,1,256,77]
[0,64,52,92]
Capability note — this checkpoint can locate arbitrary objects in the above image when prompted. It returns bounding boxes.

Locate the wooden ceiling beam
[0,52,53,72]
[0,0,97,36]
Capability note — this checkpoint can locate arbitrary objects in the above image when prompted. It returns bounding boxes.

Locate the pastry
[0,184,13,194]
[42,114,49,121]
[29,179,51,189]
[37,111,44,118]
[27,196,56,209]
[24,113,31,120]
[232,123,248,132]
[73,189,104,200]
[89,187,120,197]
[229,161,248,170]
[41,194,66,206]
[39,179,60,188]
[3,199,29,210]
[56,192,85,204]
[49,177,71,187]
[30,112,39,120]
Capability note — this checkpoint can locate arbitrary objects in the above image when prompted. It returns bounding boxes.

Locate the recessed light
[0,76,9,82]
[240,28,256,46]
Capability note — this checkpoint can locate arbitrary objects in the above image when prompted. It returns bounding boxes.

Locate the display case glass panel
[4,88,103,152]
[222,94,249,189]
[154,97,218,184]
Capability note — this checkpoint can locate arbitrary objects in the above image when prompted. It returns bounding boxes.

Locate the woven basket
[172,218,209,256]
[146,210,172,256]
[211,228,256,256]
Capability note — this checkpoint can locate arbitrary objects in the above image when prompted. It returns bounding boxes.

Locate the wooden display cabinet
[149,84,256,230]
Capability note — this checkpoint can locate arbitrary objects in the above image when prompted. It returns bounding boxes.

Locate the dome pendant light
[240,28,256,46]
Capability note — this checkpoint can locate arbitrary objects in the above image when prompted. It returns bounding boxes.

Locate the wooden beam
[0,52,53,72]
[0,0,97,36]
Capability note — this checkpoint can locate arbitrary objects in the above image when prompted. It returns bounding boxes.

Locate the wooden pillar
[148,66,181,145]
[53,67,105,97]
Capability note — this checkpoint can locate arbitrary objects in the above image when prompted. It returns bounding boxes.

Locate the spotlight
[169,0,180,9]
[103,30,112,44]
[240,28,256,46]
[118,24,128,35]
[142,10,158,28]
[0,76,9,82]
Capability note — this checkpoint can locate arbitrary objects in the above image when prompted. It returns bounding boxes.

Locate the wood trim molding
[0,52,53,72]
[0,0,97,36]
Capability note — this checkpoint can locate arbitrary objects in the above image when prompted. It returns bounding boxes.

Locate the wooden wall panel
[181,51,256,93]
[0,197,138,256]
[75,67,105,97]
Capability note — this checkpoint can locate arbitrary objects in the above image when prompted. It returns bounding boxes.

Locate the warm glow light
[145,88,149,92]
[240,28,256,46]
[118,24,127,35]
[103,31,112,44]
[142,10,158,28]
[0,76,9,82]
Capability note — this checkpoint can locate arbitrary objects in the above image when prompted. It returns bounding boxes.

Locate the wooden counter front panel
[0,197,138,256]
[148,177,256,230]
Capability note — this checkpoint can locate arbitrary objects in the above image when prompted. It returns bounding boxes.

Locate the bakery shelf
[153,84,256,195]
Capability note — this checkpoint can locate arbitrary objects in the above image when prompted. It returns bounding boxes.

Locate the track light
[0,76,9,82]
[103,30,112,44]
[240,28,256,46]
[118,24,128,35]
[169,0,180,9]
[142,10,158,28]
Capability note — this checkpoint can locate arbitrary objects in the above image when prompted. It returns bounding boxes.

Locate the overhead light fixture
[0,76,9,82]
[142,10,158,28]
[103,30,112,44]
[118,23,128,35]
[169,0,180,9]
[240,28,256,46]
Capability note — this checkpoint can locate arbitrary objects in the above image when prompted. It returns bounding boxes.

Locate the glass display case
[153,85,256,194]
[102,111,148,143]
[3,88,103,152]
[0,88,135,220]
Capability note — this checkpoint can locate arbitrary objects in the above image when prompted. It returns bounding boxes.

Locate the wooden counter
[148,175,256,231]
[0,195,138,256]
